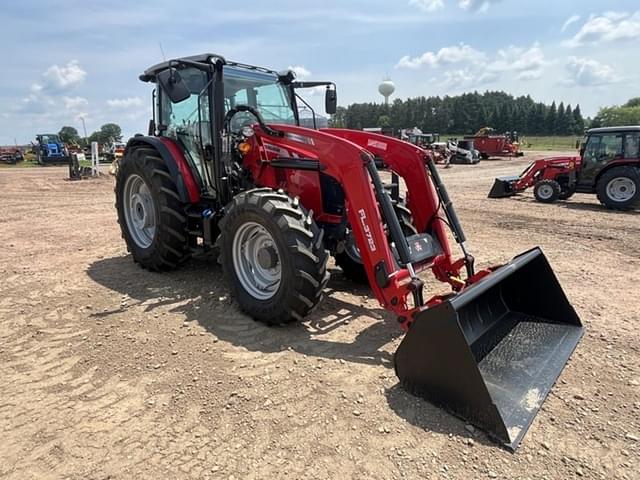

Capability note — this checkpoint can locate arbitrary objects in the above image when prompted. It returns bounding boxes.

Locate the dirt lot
[1,155,638,479]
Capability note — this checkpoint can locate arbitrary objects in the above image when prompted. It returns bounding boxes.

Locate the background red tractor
[489,126,640,210]
[115,53,583,449]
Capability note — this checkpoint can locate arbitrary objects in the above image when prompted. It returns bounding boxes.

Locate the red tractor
[115,53,583,449]
[489,126,640,210]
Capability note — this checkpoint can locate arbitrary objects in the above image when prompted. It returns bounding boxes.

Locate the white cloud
[398,42,547,86]
[287,65,311,79]
[106,97,144,109]
[396,43,484,69]
[440,68,498,89]
[442,69,474,87]
[561,14,581,32]
[517,70,542,81]
[407,0,500,13]
[562,56,619,86]
[33,60,87,93]
[409,0,444,12]
[63,96,88,110]
[565,11,640,47]
[458,0,501,12]
[488,43,547,80]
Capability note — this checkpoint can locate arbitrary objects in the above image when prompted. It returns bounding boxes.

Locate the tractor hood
[538,155,581,167]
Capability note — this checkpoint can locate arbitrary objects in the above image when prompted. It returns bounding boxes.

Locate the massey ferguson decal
[358,208,376,252]
[263,143,299,158]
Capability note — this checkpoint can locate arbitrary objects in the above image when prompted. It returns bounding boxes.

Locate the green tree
[58,126,80,144]
[572,105,585,134]
[100,123,123,142]
[592,105,640,127]
[545,101,557,134]
[329,106,347,128]
[623,97,640,108]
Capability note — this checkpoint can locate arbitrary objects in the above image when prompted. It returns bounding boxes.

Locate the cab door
[578,133,623,189]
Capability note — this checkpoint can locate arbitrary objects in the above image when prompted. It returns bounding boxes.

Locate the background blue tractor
[33,134,70,165]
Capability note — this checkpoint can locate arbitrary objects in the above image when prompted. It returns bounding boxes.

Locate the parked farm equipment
[0,147,23,164]
[489,126,640,210]
[467,127,523,159]
[447,138,480,164]
[33,134,70,165]
[115,53,583,449]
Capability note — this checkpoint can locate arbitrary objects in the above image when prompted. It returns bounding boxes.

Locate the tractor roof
[140,53,278,82]
[587,126,640,134]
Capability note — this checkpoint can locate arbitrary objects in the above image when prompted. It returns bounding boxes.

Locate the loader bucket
[394,247,583,450]
[488,175,519,198]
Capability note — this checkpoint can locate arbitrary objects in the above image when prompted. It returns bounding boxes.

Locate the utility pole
[80,116,88,143]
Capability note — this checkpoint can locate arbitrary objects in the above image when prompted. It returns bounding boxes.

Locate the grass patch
[518,136,580,151]
[446,134,580,151]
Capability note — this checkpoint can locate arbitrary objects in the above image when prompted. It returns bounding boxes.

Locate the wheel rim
[606,177,636,202]
[123,174,156,249]
[537,184,554,200]
[232,222,281,300]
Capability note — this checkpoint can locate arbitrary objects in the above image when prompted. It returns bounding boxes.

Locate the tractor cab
[141,53,336,200]
[577,127,640,189]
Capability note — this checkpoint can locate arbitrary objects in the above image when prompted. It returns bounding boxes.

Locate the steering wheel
[223,105,283,137]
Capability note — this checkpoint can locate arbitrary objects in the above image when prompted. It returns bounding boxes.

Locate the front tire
[596,167,640,210]
[220,189,329,325]
[115,147,189,271]
[534,179,561,203]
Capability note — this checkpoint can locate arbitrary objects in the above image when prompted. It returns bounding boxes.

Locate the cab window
[624,133,640,159]
[585,134,623,163]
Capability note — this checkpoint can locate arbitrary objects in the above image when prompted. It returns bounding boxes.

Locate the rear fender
[125,136,201,204]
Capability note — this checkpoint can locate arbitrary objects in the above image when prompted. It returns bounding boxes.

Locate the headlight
[241,126,255,138]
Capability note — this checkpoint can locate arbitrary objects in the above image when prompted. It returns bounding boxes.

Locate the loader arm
[320,128,468,285]
[250,124,459,328]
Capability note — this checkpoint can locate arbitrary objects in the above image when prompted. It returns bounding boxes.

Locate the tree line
[330,91,586,136]
[58,123,123,146]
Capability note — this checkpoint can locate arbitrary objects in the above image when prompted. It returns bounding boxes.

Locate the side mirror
[325,87,337,115]
[157,68,190,104]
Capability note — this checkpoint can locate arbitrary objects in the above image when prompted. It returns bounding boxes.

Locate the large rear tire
[596,166,640,210]
[220,189,329,325]
[335,200,418,284]
[115,147,190,271]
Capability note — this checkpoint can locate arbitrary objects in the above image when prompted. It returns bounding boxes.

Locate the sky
[2,0,639,144]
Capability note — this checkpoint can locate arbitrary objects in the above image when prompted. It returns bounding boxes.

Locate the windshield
[41,135,61,144]
[223,66,296,128]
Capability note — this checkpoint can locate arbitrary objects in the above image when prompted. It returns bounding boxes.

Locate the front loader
[115,53,583,450]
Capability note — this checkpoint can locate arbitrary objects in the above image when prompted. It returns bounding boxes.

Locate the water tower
[378,78,395,105]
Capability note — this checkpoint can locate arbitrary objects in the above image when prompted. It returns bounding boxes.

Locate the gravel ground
[0,154,638,479]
